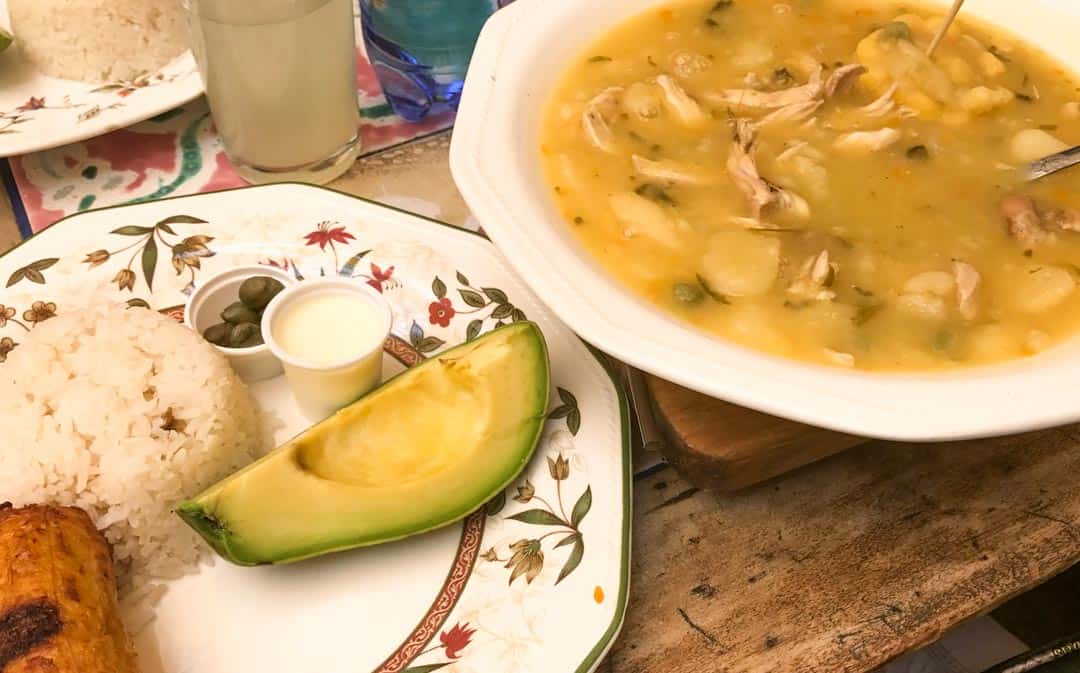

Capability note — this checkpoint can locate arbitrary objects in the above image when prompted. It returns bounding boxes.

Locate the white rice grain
[8,0,188,83]
[0,303,261,590]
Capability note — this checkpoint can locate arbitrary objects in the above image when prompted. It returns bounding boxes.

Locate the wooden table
[3,133,1079,672]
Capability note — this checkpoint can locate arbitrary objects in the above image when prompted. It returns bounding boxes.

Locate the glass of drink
[360,0,512,122]
[183,0,361,185]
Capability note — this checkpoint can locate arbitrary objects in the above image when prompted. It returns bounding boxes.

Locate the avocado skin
[178,322,550,566]
[176,501,259,566]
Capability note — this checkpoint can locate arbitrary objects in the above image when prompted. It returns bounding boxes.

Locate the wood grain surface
[604,426,1080,672]
[646,375,867,492]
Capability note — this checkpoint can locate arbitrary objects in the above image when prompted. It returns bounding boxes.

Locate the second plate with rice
[0,0,203,157]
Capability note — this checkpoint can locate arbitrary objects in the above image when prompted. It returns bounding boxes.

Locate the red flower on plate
[303,221,355,250]
[439,622,475,659]
[17,97,45,111]
[115,80,142,98]
[261,258,291,271]
[428,297,455,327]
[366,263,395,293]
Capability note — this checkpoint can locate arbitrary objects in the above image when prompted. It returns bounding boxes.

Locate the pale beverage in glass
[184,0,361,185]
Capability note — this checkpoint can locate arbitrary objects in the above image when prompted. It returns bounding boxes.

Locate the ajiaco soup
[540,0,1080,370]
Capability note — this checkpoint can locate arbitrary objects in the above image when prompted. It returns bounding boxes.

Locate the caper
[906,144,930,160]
[634,183,675,205]
[228,322,262,348]
[239,276,285,311]
[673,282,704,304]
[881,21,912,41]
[221,301,260,325]
[239,333,264,348]
[932,329,954,351]
[202,322,232,346]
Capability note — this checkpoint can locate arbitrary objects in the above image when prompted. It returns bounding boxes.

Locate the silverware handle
[621,364,667,453]
[1025,145,1080,181]
[984,633,1080,672]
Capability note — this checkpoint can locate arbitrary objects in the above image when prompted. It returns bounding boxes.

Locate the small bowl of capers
[184,265,294,382]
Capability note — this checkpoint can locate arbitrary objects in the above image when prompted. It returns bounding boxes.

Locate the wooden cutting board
[644,374,868,492]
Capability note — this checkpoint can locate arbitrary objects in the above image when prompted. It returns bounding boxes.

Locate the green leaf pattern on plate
[69,216,218,294]
[6,258,58,288]
[484,398,591,586]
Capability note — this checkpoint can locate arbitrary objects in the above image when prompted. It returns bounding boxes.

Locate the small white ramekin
[261,277,393,420]
[184,265,296,382]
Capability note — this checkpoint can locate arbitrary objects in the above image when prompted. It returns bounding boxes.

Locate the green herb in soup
[540,0,1080,371]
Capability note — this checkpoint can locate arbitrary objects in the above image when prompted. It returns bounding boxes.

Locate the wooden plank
[646,375,867,492]
[609,427,1080,672]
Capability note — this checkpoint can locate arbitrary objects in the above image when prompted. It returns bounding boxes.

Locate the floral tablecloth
[1,47,454,237]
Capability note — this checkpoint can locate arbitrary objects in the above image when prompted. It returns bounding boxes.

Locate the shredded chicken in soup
[540,0,1080,370]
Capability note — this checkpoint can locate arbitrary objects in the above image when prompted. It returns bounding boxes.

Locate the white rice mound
[0,303,260,589]
[8,0,188,83]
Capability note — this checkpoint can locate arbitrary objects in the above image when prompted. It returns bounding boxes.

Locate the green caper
[221,301,260,325]
[228,322,262,348]
[906,144,930,160]
[202,322,232,347]
[932,329,954,351]
[881,21,912,41]
[238,333,264,348]
[239,276,286,311]
[673,282,705,304]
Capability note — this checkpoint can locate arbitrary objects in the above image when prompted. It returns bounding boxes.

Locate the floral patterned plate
[0,183,631,673]
[0,0,202,157]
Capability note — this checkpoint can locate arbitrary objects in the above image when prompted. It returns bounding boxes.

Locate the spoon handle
[1024,145,1080,182]
[926,0,966,58]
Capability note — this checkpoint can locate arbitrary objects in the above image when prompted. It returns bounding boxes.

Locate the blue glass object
[360,0,512,122]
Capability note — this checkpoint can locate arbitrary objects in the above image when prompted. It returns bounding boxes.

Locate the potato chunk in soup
[540,0,1080,370]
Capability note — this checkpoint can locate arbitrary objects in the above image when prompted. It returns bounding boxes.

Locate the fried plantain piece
[0,504,138,673]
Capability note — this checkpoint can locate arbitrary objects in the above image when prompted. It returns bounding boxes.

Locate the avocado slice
[178,322,550,565]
